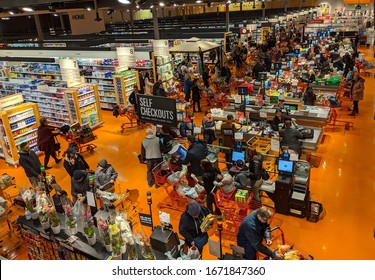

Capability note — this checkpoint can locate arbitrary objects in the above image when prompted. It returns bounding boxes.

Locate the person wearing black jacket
[195,159,221,215]
[191,79,202,112]
[37,117,61,169]
[71,170,91,203]
[271,109,286,131]
[247,147,264,201]
[63,147,90,177]
[179,201,211,253]
[19,142,42,188]
[181,136,207,178]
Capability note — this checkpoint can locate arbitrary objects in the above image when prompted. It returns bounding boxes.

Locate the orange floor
[1,49,375,260]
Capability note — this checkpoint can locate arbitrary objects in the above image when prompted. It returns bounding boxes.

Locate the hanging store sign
[136,94,177,127]
[116,47,136,70]
[68,10,105,35]
[59,58,82,87]
[153,40,169,57]
[239,28,249,34]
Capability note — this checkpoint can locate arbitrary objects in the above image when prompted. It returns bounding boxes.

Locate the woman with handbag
[37,117,62,169]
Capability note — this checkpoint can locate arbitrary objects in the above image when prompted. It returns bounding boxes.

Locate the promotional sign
[139,213,153,228]
[136,94,177,127]
[68,10,105,35]
[0,93,24,110]
[116,47,136,70]
[58,58,81,87]
[153,40,169,57]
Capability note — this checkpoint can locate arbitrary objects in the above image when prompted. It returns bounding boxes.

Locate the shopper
[195,159,221,215]
[233,160,250,189]
[247,147,264,201]
[140,129,163,188]
[237,206,283,260]
[181,136,206,178]
[179,201,211,254]
[128,85,139,112]
[18,142,42,188]
[214,173,236,194]
[202,66,210,89]
[63,147,90,177]
[71,170,91,203]
[179,113,196,137]
[191,79,202,112]
[94,159,118,192]
[202,110,216,144]
[302,86,316,106]
[280,120,303,156]
[37,117,61,169]
[143,72,153,95]
[184,74,193,102]
[220,62,231,84]
[349,73,364,116]
[155,82,167,97]
[239,76,254,94]
[221,113,236,168]
[271,109,286,131]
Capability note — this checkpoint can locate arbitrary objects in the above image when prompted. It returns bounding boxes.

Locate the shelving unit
[0,102,40,166]
[153,54,174,89]
[64,84,103,128]
[113,70,139,107]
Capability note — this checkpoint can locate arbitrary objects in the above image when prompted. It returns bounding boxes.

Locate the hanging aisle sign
[58,58,82,87]
[116,47,136,70]
[153,40,169,57]
[136,94,177,127]
[68,10,105,35]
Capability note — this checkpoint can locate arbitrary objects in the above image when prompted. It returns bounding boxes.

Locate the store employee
[271,109,286,131]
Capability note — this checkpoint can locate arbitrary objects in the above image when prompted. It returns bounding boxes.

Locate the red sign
[239,28,249,34]
[307,20,324,24]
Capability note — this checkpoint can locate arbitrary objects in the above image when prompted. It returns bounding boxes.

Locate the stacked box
[235,189,248,203]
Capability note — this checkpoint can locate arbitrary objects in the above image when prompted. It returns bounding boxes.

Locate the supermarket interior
[0,0,375,261]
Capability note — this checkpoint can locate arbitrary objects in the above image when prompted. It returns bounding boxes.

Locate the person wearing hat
[71,170,91,203]
[179,201,211,254]
[271,109,286,131]
[94,159,118,192]
[141,128,162,187]
[63,148,90,177]
[36,117,62,169]
[18,142,42,188]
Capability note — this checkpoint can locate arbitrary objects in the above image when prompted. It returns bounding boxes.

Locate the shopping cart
[60,123,97,154]
[114,104,144,133]
[256,226,314,260]
[0,197,21,258]
[0,174,18,207]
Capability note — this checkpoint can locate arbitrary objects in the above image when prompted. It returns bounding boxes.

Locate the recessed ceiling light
[118,0,131,4]
[2,17,10,20]
[159,2,165,7]
[9,11,14,15]
[136,5,140,9]
[22,7,34,12]
[87,7,91,11]
[196,0,202,3]
[53,14,59,17]
[150,5,154,9]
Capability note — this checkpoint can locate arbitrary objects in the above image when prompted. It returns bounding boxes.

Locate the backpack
[299,128,314,139]
[327,96,341,107]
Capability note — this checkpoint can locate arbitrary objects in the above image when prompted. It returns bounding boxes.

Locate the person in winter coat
[202,110,216,144]
[302,86,316,106]
[181,136,206,178]
[280,120,303,156]
[237,207,283,260]
[191,79,202,112]
[184,74,193,102]
[71,170,91,203]
[63,147,90,177]
[214,173,236,194]
[179,201,211,253]
[349,73,365,116]
[202,66,210,89]
[94,159,118,193]
[19,142,42,188]
[179,113,196,137]
[143,72,153,95]
[247,147,264,201]
[141,129,162,187]
[37,117,62,169]
[195,159,221,215]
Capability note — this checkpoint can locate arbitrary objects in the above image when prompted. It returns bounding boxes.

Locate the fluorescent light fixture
[2,17,10,20]
[150,5,154,8]
[53,13,59,17]
[87,7,91,11]
[118,0,131,3]
[22,7,34,12]
[159,2,165,7]
[196,0,202,3]
[9,11,14,15]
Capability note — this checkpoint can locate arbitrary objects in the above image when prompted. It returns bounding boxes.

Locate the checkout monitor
[238,86,248,95]
[278,159,294,175]
[231,150,246,163]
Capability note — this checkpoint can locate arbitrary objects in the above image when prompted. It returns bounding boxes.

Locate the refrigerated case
[64,84,103,128]
[0,102,40,165]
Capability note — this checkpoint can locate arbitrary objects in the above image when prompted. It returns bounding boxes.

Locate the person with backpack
[179,113,196,137]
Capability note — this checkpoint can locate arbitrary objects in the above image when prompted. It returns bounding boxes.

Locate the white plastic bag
[194,183,205,194]
[187,245,200,260]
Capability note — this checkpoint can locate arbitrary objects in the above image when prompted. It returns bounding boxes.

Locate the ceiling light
[118,0,131,4]
[159,2,165,7]
[9,11,14,15]
[136,5,140,8]
[53,13,59,17]
[2,17,10,20]
[150,5,154,9]
[22,7,34,12]
[87,7,91,11]
[196,0,202,3]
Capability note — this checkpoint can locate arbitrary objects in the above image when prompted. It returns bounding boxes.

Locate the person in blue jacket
[237,207,283,260]
[184,74,193,102]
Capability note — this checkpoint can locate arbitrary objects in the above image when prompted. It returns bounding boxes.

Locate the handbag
[54,136,61,151]
[262,168,270,180]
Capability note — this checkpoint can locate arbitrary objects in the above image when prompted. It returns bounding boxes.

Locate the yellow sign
[0,93,24,110]
[219,2,262,12]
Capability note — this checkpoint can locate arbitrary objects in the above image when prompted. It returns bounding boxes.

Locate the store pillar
[152,7,160,40]
[226,3,230,33]
[34,14,44,42]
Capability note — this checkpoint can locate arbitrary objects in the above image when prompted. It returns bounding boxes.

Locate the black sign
[238,86,248,95]
[258,72,267,81]
[139,213,153,228]
[136,94,177,127]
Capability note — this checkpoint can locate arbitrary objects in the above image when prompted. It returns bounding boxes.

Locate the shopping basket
[60,123,97,154]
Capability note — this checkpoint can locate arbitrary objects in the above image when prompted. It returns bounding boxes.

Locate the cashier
[271,109,286,131]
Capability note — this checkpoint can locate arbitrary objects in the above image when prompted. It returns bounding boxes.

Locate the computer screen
[294,49,300,55]
[238,86,248,95]
[231,150,245,162]
[278,159,294,174]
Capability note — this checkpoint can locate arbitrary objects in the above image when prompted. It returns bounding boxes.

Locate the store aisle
[1,51,375,260]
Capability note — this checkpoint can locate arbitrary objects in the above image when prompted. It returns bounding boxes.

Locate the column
[34,14,44,42]
[152,7,160,40]
[226,3,230,32]
[262,1,266,18]
[59,14,65,31]
[284,0,288,12]
[129,9,134,35]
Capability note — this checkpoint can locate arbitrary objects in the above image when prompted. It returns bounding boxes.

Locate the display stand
[153,40,173,89]
[0,98,40,165]
[64,84,103,128]
[113,70,139,106]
